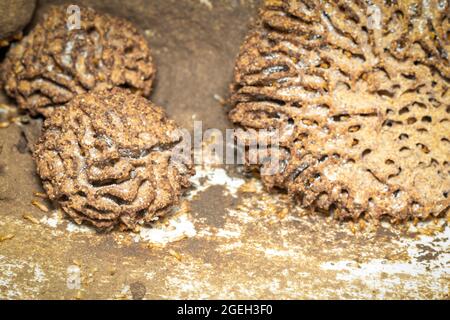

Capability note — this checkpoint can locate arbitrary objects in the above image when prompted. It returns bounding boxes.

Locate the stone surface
[0,0,36,43]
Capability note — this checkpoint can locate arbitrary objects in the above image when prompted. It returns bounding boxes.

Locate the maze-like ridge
[1,5,155,116]
[230,0,450,221]
[34,88,193,230]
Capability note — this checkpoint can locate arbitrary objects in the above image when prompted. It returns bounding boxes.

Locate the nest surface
[230,0,450,221]
[34,88,194,230]
[1,5,155,116]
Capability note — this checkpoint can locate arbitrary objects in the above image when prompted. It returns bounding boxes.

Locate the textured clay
[230,0,450,221]
[1,5,155,116]
[34,88,194,230]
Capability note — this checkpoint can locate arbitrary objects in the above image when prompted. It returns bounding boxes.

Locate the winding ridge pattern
[230,0,450,221]
[1,5,155,116]
[34,88,194,230]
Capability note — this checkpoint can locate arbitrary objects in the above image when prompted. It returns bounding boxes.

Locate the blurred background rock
[0,0,37,46]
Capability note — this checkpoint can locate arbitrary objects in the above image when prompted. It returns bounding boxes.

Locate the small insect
[359,219,366,231]
[147,242,165,250]
[213,94,226,106]
[236,205,248,211]
[172,234,188,243]
[0,103,18,127]
[168,249,182,262]
[264,0,283,7]
[277,208,289,220]
[23,214,40,224]
[114,293,129,300]
[31,200,49,212]
[0,234,15,242]
[349,222,357,234]
[72,259,82,267]
[177,201,191,214]
[33,192,48,199]
[268,219,279,225]
[74,291,82,300]
[131,225,141,233]
[239,181,257,193]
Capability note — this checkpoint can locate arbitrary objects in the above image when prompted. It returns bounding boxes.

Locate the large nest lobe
[230,0,450,221]
[34,88,194,230]
[1,5,155,116]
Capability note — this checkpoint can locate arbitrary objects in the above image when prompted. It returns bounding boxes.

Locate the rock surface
[0,0,36,44]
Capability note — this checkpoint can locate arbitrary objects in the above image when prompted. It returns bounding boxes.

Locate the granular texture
[34,88,194,230]
[230,0,450,221]
[1,5,155,116]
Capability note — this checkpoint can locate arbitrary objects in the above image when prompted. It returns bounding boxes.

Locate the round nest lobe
[34,88,194,230]
[230,0,450,221]
[1,5,155,117]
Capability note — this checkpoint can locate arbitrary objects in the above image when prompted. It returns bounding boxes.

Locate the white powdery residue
[197,226,214,238]
[399,223,450,273]
[367,4,382,30]
[323,166,337,182]
[215,228,241,239]
[0,282,21,299]
[144,272,156,280]
[197,228,214,237]
[120,285,130,295]
[264,248,297,258]
[66,265,81,290]
[40,210,61,228]
[322,259,422,277]
[216,241,243,251]
[422,0,433,19]
[321,225,450,298]
[33,265,47,283]
[0,278,9,287]
[251,243,305,259]
[113,284,132,299]
[66,221,95,233]
[226,208,256,224]
[320,260,393,299]
[135,213,197,245]
[163,262,213,299]
[267,279,281,293]
[0,256,47,298]
[0,256,13,290]
[0,255,23,282]
[189,166,245,198]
